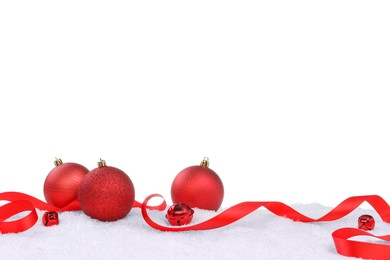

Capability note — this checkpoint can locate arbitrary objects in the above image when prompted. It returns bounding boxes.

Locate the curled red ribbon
[142,194,390,259]
[0,200,38,234]
[332,228,390,260]
[0,191,165,234]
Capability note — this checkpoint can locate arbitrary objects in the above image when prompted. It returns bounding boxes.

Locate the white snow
[1,201,388,260]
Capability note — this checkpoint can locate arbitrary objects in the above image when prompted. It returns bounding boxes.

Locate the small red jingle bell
[166,203,194,226]
[42,211,59,226]
[358,214,375,231]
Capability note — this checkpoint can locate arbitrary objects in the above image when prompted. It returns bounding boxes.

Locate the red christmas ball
[171,157,224,211]
[78,159,135,221]
[43,158,89,208]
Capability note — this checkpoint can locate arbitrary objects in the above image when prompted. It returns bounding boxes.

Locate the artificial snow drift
[1,202,388,259]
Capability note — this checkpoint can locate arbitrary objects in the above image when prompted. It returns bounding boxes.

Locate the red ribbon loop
[0,200,38,234]
[141,194,390,259]
[332,228,390,260]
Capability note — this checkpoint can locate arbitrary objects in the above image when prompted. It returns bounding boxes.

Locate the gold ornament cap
[200,157,210,167]
[98,158,107,167]
[54,158,63,166]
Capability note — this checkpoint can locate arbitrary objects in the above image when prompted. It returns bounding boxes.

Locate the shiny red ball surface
[44,162,89,208]
[78,166,135,221]
[171,165,224,211]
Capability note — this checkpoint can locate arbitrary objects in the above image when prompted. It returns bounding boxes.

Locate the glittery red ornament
[43,158,89,208]
[78,159,135,221]
[166,202,194,226]
[171,157,224,211]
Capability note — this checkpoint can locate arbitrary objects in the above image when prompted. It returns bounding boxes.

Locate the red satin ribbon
[0,200,38,234]
[0,192,82,212]
[0,191,165,234]
[332,228,390,260]
[142,194,390,259]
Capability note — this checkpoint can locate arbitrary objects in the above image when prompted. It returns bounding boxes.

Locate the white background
[0,1,389,208]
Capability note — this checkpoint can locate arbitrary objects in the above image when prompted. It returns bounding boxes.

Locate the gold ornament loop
[200,157,209,167]
[54,158,63,166]
[98,158,107,167]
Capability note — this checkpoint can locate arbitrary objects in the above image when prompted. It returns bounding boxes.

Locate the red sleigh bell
[166,203,194,226]
[358,214,375,231]
[42,211,59,226]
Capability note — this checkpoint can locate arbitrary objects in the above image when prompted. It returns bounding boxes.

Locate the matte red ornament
[42,211,59,226]
[171,157,224,211]
[166,203,194,226]
[78,159,135,221]
[43,158,89,208]
[358,214,375,231]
